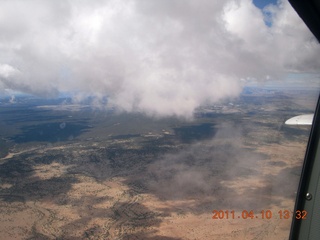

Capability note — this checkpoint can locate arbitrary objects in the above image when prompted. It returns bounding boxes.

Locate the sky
[253,0,278,9]
[0,0,320,118]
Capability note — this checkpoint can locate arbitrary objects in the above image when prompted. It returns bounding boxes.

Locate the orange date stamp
[212,210,307,220]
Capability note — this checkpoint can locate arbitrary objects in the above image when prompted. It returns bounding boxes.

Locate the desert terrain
[0,87,316,239]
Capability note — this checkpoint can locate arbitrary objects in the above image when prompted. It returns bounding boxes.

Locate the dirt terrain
[0,90,314,239]
[0,131,308,239]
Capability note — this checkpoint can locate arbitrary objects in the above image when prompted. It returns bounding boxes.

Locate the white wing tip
[285,114,314,125]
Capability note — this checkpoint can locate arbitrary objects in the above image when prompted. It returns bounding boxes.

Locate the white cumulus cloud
[0,0,319,117]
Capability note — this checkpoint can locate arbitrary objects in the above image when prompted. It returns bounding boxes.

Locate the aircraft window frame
[288,0,320,238]
[289,94,320,239]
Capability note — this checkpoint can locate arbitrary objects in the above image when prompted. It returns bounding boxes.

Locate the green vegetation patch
[0,139,9,158]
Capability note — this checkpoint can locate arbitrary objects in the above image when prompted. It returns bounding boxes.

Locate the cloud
[144,124,271,209]
[0,0,319,117]
[144,123,300,211]
[146,124,244,199]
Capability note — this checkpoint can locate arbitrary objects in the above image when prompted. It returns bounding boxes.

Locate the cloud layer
[0,0,319,117]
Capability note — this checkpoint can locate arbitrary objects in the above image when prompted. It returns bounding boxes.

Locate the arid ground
[0,88,315,239]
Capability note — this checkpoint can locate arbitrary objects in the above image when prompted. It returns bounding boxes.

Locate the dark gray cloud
[0,0,319,117]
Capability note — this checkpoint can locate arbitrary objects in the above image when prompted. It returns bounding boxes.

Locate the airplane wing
[285,114,314,125]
